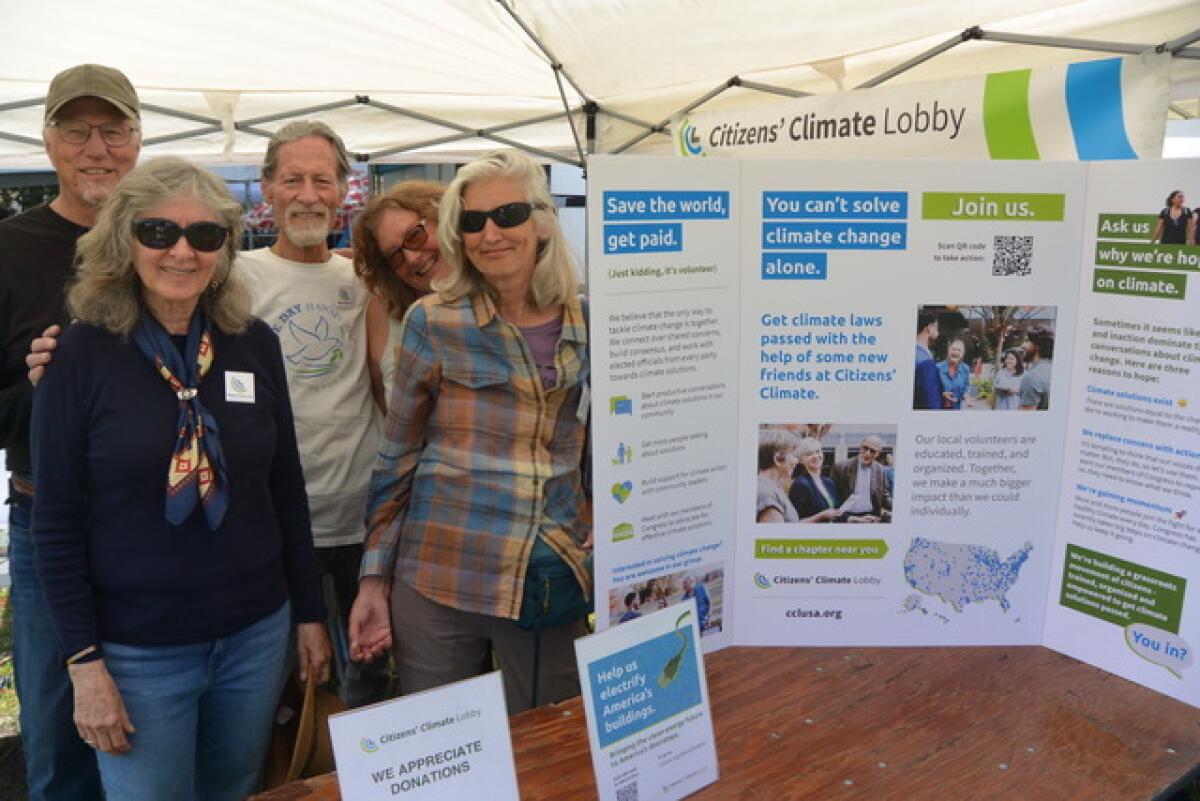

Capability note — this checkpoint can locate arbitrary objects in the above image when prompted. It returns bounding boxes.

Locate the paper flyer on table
[327,671,519,800]
[576,599,718,801]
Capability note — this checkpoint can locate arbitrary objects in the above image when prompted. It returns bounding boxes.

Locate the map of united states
[903,537,1033,613]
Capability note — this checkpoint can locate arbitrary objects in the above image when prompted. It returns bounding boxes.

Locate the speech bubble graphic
[1125,623,1193,679]
[609,395,633,415]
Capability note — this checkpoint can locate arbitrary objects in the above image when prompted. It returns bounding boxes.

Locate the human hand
[26,324,61,387]
[296,622,332,685]
[348,576,392,662]
[69,660,135,755]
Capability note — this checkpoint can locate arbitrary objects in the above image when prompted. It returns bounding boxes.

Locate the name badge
[337,284,355,310]
[225,371,256,404]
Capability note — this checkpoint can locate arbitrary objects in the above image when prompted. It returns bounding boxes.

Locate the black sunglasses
[133,219,230,252]
[460,202,541,234]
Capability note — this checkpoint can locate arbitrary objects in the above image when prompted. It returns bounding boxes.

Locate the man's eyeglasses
[385,220,428,268]
[460,202,541,234]
[133,219,230,252]
[49,120,139,147]
[859,445,880,455]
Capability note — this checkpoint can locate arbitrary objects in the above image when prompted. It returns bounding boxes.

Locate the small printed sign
[328,671,519,800]
[576,599,718,801]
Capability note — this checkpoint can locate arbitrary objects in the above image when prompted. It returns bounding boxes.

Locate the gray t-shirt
[1019,359,1052,409]
[757,475,799,523]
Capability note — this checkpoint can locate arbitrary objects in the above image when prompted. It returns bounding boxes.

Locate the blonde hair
[437,149,579,308]
[69,157,250,337]
[797,437,824,458]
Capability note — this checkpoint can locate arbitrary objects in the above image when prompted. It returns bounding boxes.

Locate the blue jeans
[95,602,291,801]
[9,486,103,801]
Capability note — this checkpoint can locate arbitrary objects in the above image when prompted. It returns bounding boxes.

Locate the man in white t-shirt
[238,121,386,706]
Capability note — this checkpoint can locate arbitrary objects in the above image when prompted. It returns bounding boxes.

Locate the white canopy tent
[0,0,1198,169]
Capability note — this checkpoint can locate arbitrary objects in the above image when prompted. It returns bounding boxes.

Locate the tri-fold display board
[588,155,1199,708]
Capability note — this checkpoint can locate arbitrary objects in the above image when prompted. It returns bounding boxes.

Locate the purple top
[519,314,564,390]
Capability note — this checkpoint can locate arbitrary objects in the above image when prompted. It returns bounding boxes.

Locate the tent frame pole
[366,100,584,166]
[738,81,812,98]
[497,0,590,165]
[856,28,979,89]
[978,29,1189,57]
[140,104,223,126]
[585,102,598,157]
[0,98,43,113]
[553,67,587,166]
[1162,28,1200,53]
[495,0,591,104]
[139,104,229,147]
[611,79,738,154]
[236,98,362,128]
[144,127,223,146]
[0,131,42,147]
[597,107,658,134]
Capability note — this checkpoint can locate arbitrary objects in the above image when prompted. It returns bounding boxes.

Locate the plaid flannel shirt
[362,291,591,619]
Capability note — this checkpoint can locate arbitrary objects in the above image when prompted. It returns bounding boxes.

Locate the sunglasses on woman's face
[459,202,540,234]
[133,218,230,252]
[385,220,429,268]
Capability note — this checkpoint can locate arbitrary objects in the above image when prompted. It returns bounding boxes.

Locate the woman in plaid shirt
[349,150,591,712]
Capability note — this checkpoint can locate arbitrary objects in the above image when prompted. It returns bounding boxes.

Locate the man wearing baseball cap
[0,62,140,801]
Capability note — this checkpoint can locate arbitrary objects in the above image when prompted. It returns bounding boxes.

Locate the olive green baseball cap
[44,64,140,122]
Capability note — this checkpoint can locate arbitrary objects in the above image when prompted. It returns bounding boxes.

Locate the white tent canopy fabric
[1,0,1198,168]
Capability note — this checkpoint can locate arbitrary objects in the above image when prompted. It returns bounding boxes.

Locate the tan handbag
[262,672,346,789]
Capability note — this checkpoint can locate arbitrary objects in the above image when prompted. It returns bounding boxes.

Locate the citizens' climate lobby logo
[677,116,705,157]
[753,573,772,590]
[360,737,380,754]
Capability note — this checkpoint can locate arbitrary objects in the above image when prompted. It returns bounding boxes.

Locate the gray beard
[281,218,330,248]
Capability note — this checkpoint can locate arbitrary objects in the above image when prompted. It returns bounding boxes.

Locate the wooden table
[252,646,1200,800]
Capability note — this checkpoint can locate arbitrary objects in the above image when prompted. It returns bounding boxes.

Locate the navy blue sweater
[32,317,324,661]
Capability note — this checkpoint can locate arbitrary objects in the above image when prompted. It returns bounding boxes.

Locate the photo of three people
[756,424,896,526]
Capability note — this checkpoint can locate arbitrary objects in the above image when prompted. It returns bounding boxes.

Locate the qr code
[616,782,640,801]
[993,235,1033,276]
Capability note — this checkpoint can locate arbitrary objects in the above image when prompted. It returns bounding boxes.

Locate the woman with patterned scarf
[31,157,329,801]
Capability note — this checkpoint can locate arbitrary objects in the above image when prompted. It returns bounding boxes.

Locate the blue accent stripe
[1066,58,1137,160]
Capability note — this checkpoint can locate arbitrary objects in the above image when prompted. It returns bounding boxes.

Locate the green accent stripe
[984,70,1040,160]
